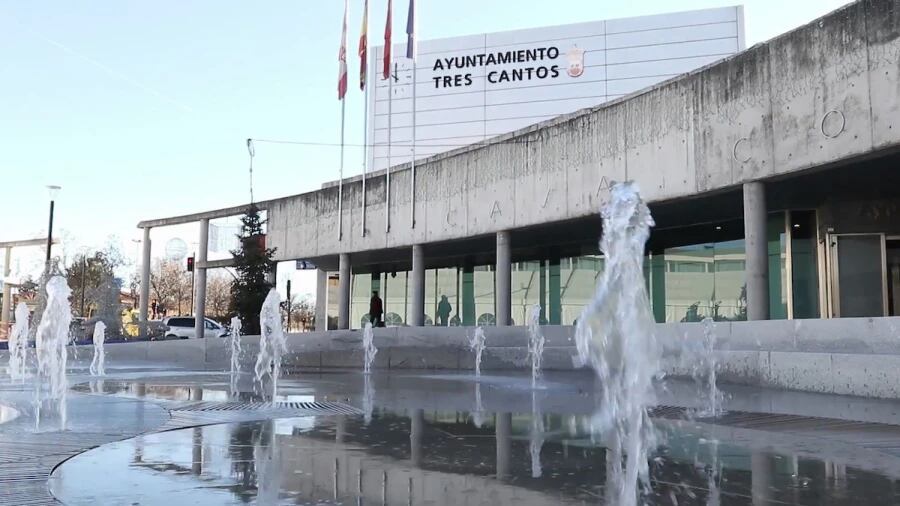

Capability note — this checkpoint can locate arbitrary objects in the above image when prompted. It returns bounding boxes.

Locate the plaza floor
[2,362,900,504]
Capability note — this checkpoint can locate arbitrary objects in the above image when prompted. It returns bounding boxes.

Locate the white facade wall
[368,6,745,171]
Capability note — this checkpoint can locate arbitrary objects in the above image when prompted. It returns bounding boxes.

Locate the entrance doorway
[888,238,900,317]
[828,233,889,317]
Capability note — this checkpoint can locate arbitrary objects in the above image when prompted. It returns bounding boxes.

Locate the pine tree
[229,205,276,335]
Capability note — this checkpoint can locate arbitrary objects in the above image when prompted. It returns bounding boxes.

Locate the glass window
[664,243,714,322]
[768,212,788,320]
[790,210,820,319]
[560,254,603,326]
[326,273,339,330]
[433,268,458,326]
[512,261,542,326]
[350,273,379,329]
[473,265,495,326]
[384,271,409,326]
[712,238,746,321]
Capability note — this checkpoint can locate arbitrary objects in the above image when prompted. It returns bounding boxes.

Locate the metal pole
[339,98,346,241]
[386,63,393,233]
[410,62,417,227]
[190,265,195,315]
[286,279,292,332]
[80,256,87,316]
[46,200,55,264]
[362,40,369,238]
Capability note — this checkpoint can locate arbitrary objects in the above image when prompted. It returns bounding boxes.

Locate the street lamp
[45,185,61,264]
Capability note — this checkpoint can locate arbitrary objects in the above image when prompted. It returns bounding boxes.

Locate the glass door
[829,234,887,317]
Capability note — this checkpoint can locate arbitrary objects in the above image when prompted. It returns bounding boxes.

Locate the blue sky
[0,0,847,292]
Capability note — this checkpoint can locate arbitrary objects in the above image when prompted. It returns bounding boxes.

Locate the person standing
[369,291,384,327]
[436,295,452,326]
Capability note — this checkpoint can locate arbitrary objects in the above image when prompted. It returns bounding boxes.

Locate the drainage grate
[171,401,361,416]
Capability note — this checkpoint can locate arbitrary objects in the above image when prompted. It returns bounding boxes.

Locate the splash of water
[530,391,545,478]
[362,322,378,374]
[229,317,242,397]
[254,421,282,503]
[574,181,659,506]
[362,373,375,425]
[705,438,721,506]
[472,382,484,428]
[469,326,486,378]
[89,321,106,376]
[696,317,723,418]
[34,275,72,431]
[255,290,287,402]
[8,303,29,381]
[527,304,544,387]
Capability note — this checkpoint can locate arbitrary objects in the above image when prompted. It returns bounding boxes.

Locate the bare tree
[288,296,316,332]
[150,259,191,317]
[206,272,233,321]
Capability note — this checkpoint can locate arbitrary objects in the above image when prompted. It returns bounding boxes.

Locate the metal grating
[171,400,361,415]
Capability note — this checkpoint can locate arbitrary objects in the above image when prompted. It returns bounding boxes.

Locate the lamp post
[45,185,61,265]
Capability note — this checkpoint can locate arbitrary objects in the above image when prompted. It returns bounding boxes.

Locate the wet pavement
[1,364,900,504]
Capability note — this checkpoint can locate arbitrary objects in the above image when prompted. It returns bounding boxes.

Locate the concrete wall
[269,0,900,262]
[45,315,900,400]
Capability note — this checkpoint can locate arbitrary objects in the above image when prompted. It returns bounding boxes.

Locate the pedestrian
[437,295,452,326]
[369,291,383,327]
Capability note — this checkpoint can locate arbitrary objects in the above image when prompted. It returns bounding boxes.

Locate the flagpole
[339,97,346,241]
[385,64,392,234]
[410,62,417,228]
[362,64,368,238]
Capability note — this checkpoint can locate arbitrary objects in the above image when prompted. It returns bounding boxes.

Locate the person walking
[369,291,384,327]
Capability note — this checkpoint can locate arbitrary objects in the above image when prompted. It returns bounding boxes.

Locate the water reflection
[50,404,900,506]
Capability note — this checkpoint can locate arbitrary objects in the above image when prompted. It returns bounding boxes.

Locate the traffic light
[187,256,194,272]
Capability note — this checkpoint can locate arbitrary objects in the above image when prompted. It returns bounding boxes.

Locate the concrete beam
[137,201,272,229]
[0,238,56,249]
[198,258,235,269]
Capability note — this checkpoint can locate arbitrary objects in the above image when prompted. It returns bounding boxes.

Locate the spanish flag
[338,0,348,100]
[359,0,368,90]
[383,0,392,80]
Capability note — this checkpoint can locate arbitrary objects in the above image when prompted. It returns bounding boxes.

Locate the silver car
[161,317,229,339]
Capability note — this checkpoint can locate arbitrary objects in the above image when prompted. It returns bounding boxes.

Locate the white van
[162,317,229,339]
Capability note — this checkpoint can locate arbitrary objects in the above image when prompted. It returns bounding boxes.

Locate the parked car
[161,317,229,339]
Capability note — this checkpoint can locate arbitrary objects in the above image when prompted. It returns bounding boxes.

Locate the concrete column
[338,253,351,330]
[495,231,512,326]
[316,268,328,331]
[139,227,152,335]
[410,245,425,326]
[191,427,203,475]
[496,412,512,481]
[1,247,11,334]
[743,182,770,320]
[751,451,773,505]
[410,408,424,467]
[193,219,209,340]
